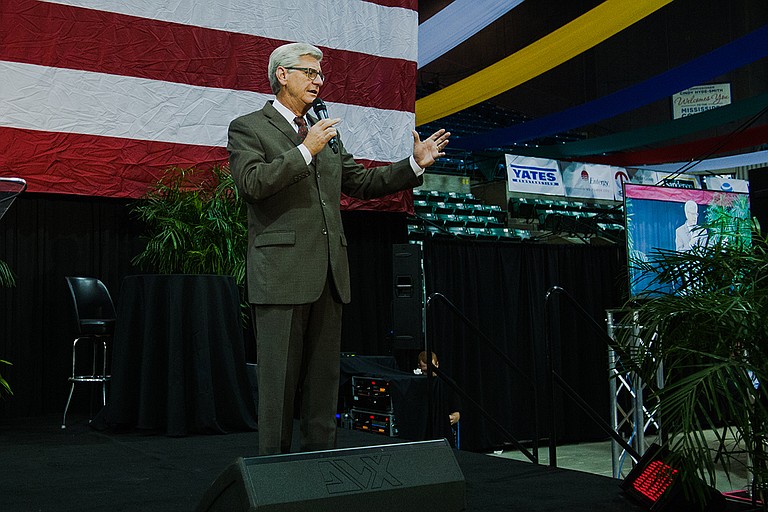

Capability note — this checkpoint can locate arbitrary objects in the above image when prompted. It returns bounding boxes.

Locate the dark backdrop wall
[340,210,409,355]
[0,194,144,418]
[0,195,626,454]
[0,195,408,419]
[423,239,627,451]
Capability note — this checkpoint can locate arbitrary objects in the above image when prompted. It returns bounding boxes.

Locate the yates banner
[505,154,564,196]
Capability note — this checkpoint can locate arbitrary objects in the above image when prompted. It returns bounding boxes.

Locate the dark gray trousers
[252,277,342,455]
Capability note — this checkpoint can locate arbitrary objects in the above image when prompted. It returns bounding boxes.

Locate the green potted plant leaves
[0,359,11,397]
[0,259,14,397]
[131,164,247,285]
[0,259,14,288]
[620,193,766,509]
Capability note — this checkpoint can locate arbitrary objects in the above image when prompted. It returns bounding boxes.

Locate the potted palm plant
[0,359,11,398]
[0,259,14,288]
[0,259,14,397]
[620,192,766,509]
[131,164,247,284]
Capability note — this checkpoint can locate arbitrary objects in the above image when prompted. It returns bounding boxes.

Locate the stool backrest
[65,277,116,324]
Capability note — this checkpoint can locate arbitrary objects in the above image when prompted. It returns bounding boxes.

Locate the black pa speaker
[196,440,466,512]
[391,243,423,350]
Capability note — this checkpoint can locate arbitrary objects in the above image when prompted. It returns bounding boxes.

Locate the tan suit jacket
[228,101,422,305]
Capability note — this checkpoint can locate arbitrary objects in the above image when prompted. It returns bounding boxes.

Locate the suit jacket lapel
[263,101,302,146]
[263,101,320,169]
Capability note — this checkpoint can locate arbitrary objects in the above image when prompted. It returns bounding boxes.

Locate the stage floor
[0,414,649,511]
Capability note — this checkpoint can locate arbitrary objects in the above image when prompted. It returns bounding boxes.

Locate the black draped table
[92,274,257,436]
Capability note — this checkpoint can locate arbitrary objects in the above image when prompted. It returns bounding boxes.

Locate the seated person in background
[417,351,461,446]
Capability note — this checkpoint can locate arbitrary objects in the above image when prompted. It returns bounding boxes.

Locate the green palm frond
[1,262,15,397]
[0,259,15,288]
[0,359,12,397]
[131,164,247,287]
[618,219,768,507]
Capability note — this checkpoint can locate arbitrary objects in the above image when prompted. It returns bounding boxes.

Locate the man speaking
[227,42,450,455]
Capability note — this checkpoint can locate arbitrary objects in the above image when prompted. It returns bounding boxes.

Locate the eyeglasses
[284,67,325,82]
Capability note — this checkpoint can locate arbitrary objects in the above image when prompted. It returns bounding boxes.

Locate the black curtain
[422,238,627,452]
[340,210,409,355]
[1,194,629,454]
[0,195,408,419]
[0,193,144,418]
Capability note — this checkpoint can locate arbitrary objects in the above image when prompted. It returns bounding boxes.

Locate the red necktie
[294,116,308,141]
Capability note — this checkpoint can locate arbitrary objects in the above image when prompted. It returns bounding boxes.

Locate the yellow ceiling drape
[415,0,674,126]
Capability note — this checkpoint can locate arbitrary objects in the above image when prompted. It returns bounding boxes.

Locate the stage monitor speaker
[391,243,423,350]
[196,439,465,512]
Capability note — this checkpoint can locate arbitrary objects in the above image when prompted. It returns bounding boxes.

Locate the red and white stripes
[0,0,418,198]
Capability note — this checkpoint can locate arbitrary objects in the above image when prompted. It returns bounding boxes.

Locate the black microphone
[312,98,338,154]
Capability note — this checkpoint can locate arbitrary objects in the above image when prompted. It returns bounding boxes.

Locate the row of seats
[540,213,625,240]
[414,190,504,217]
[508,196,625,239]
[426,153,474,174]
[412,189,507,233]
[408,223,529,242]
[413,189,481,204]
[410,188,533,242]
[417,202,488,215]
[415,199,503,216]
[419,212,505,229]
[509,197,623,223]
[410,189,626,243]
[414,189,505,226]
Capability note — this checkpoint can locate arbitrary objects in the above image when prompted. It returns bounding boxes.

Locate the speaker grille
[197,440,465,512]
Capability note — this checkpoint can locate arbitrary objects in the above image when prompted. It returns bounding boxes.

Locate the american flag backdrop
[0,0,418,208]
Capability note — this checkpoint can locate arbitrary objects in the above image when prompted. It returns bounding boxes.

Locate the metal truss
[606,309,664,479]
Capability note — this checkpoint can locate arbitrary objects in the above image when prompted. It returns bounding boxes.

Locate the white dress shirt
[272,98,423,175]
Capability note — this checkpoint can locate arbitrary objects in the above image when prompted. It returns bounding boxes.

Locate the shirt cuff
[409,155,425,177]
[298,144,312,165]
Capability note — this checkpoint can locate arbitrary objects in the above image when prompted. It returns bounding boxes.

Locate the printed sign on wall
[505,154,565,196]
[705,176,749,193]
[672,83,731,119]
[561,162,624,200]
